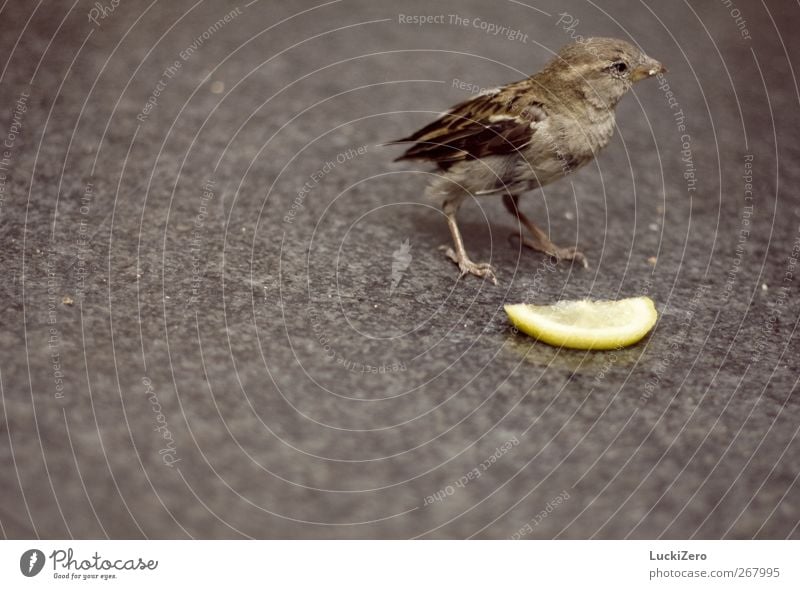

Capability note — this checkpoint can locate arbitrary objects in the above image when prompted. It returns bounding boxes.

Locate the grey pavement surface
[1,0,799,539]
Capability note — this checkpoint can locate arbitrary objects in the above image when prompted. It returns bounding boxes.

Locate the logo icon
[389,239,412,295]
[20,549,45,577]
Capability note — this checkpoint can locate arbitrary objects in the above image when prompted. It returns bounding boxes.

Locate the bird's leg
[502,193,588,268]
[439,195,497,285]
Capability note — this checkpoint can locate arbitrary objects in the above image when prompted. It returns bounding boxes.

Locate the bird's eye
[610,61,628,74]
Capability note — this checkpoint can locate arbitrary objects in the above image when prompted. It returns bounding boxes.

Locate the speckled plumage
[392,37,665,283]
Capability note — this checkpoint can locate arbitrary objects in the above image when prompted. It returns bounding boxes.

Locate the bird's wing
[391,84,547,165]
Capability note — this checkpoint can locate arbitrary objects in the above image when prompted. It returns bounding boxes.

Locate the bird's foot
[548,245,589,269]
[509,232,589,269]
[439,245,498,285]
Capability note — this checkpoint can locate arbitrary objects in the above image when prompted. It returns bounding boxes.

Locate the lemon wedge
[504,296,658,350]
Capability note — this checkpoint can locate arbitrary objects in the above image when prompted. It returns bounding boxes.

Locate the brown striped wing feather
[392,85,546,167]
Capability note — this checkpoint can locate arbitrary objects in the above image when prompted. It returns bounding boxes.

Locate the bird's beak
[631,57,667,82]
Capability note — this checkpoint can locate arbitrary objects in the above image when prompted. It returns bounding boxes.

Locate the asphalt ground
[1,0,799,538]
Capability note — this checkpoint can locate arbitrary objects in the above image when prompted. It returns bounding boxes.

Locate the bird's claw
[548,246,589,269]
[439,246,498,285]
[509,232,589,269]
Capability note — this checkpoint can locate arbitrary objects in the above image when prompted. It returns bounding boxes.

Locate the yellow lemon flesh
[504,297,658,350]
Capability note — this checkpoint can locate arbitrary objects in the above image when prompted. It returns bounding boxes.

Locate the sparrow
[391,37,665,284]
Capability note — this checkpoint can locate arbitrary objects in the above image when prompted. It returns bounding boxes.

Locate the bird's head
[541,37,666,109]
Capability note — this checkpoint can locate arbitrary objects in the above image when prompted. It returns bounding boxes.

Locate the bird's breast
[562,109,616,158]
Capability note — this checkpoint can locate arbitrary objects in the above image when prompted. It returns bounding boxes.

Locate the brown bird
[391,37,665,284]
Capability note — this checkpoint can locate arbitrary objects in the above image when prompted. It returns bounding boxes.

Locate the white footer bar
[2,540,796,588]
